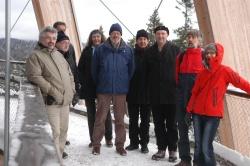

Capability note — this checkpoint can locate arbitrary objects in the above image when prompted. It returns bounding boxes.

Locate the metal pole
[4,0,11,165]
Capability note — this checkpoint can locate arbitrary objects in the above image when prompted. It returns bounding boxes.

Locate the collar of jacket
[153,41,170,53]
[134,44,148,55]
[103,38,127,51]
[35,42,57,54]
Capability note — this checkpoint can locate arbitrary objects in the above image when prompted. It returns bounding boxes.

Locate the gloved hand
[72,93,79,107]
[184,112,192,127]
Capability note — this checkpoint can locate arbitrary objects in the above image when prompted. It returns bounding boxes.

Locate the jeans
[193,114,220,166]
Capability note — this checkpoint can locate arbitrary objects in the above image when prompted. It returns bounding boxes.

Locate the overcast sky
[0,0,198,42]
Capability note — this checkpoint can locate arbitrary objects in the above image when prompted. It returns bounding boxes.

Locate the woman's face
[92,33,102,46]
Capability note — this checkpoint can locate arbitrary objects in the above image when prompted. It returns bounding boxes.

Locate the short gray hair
[186,29,203,46]
[39,26,58,40]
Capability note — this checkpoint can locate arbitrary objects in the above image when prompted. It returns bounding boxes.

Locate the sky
[0,0,198,43]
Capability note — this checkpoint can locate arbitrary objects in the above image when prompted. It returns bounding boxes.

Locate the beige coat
[26,44,75,106]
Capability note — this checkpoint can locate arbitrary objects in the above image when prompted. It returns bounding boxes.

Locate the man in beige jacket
[26,26,75,159]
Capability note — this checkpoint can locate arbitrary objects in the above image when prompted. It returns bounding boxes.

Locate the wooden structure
[32,0,81,62]
[31,0,250,157]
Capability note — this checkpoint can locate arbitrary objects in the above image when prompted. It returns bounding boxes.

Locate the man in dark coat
[146,25,180,162]
[126,29,151,153]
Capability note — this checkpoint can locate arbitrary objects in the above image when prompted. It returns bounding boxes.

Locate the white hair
[39,26,58,41]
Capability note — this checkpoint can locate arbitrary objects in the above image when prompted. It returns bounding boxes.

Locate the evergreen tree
[146,9,163,45]
[127,37,136,48]
[173,0,195,50]
[99,25,104,35]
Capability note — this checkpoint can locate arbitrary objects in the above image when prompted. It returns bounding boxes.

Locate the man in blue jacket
[91,23,135,156]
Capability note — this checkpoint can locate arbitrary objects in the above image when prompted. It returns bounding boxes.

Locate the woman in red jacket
[187,43,250,166]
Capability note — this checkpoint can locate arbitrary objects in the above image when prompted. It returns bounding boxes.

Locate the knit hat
[204,43,217,54]
[56,31,69,43]
[109,23,122,35]
[136,29,149,40]
[154,25,169,35]
[186,29,202,38]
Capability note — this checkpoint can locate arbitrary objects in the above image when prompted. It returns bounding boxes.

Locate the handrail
[226,85,250,99]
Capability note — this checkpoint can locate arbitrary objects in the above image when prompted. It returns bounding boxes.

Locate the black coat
[59,47,80,92]
[78,46,96,99]
[127,46,148,104]
[146,41,180,104]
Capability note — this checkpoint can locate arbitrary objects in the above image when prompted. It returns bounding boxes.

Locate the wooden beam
[31,0,81,63]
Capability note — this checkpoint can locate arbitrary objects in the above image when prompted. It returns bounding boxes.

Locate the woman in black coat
[126,30,151,153]
[78,30,113,147]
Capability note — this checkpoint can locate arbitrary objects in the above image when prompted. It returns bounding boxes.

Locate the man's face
[55,40,70,52]
[110,31,121,45]
[92,33,102,46]
[187,35,199,48]
[155,30,168,45]
[40,32,57,50]
[56,25,66,32]
[136,37,149,49]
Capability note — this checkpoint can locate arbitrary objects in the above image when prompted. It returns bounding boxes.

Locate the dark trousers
[176,73,197,162]
[127,103,151,146]
[193,114,220,166]
[92,94,126,148]
[151,104,178,151]
[85,99,112,143]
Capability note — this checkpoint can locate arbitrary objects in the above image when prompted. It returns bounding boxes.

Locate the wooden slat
[31,0,81,63]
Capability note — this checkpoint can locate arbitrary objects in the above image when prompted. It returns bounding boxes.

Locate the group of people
[26,21,250,166]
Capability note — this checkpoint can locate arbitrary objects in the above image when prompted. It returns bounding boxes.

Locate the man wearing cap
[91,23,135,156]
[175,29,204,166]
[126,29,151,153]
[26,26,75,160]
[146,25,180,162]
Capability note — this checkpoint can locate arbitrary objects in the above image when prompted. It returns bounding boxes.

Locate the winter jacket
[92,38,135,94]
[78,46,96,99]
[187,43,250,117]
[127,45,148,104]
[26,44,75,106]
[146,41,180,104]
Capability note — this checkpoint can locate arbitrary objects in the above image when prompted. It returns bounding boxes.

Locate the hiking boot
[175,160,191,166]
[106,139,113,147]
[92,147,100,155]
[168,151,177,162]
[140,145,149,153]
[125,144,139,151]
[65,140,70,146]
[116,147,127,156]
[151,150,165,160]
[62,152,68,159]
[88,142,93,148]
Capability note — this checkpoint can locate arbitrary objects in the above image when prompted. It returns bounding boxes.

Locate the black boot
[125,144,139,151]
[141,145,149,153]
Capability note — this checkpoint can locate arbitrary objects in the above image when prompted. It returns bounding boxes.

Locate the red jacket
[176,47,204,83]
[187,43,250,117]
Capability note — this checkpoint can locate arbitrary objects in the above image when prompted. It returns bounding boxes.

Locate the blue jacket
[92,38,134,94]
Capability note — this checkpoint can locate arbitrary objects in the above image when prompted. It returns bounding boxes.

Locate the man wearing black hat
[146,25,180,162]
[91,23,135,156]
[126,29,151,153]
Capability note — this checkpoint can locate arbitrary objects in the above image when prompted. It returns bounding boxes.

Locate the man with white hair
[26,26,75,159]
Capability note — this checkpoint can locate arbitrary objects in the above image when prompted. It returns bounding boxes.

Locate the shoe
[193,162,199,166]
[175,160,191,166]
[65,140,70,146]
[88,142,93,148]
[116,147,127,156]
[140,145,149,153]
[151,150,165,160]
[168,151,177,162]
[106,139,113,147]
[62,152,68,159]
[125,144,139,151]
[92,147,100,155]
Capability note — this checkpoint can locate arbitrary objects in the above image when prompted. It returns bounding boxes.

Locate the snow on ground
[63,111,180,166]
